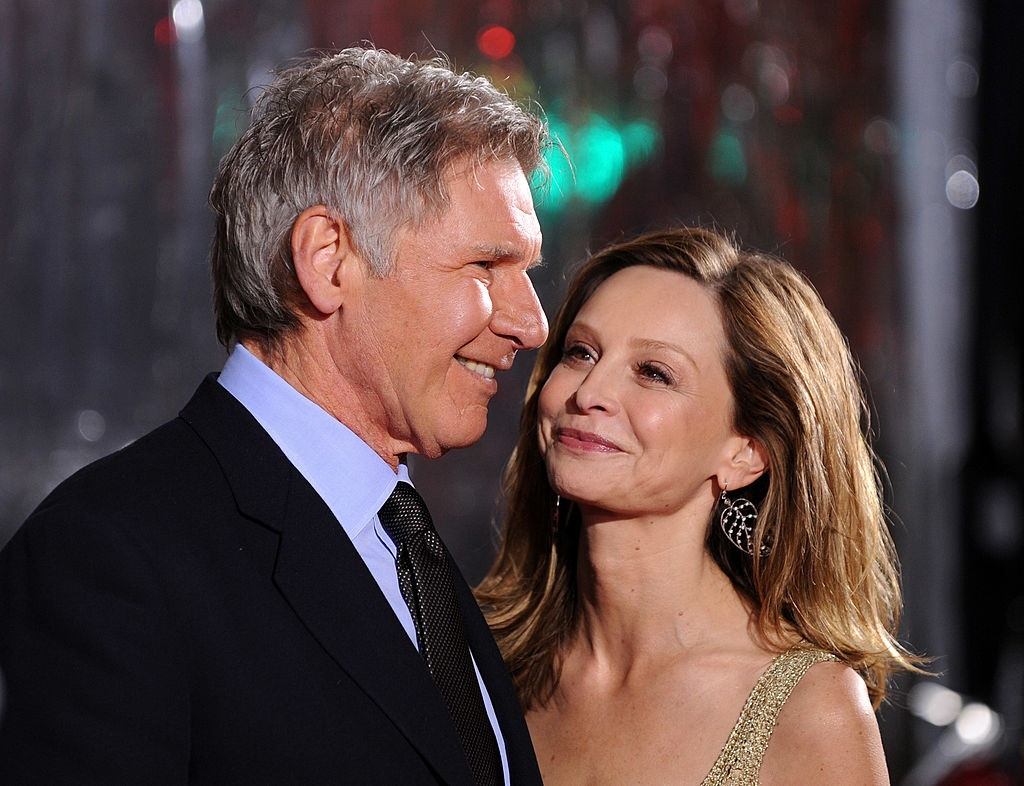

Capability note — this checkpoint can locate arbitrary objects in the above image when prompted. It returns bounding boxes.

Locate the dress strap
[701,648,839,786]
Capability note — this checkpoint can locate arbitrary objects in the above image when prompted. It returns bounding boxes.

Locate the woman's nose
[571,363,619,415]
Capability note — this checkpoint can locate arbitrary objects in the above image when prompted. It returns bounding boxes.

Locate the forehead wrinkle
[469,242,543,267]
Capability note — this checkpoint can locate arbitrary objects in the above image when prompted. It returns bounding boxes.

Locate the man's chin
[423,410,489,457]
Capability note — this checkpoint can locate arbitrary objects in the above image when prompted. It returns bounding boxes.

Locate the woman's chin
[548,475,613,509]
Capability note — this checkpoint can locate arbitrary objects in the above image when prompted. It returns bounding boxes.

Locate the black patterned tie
[377,482,503,786]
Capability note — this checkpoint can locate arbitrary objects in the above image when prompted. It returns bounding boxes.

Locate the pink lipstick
[555,428,623,453]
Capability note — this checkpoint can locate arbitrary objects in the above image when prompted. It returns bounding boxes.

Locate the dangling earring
[718,485,768,556]
[553,494,562,535]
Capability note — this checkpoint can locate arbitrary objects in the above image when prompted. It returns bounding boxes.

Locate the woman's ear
[719,437,768,492]
[291,206,354,315]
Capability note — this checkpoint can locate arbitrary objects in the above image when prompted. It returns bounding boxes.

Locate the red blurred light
[154,17,176,47]
[477,25,516,60]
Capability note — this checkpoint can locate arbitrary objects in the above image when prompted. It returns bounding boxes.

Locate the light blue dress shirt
[218,344,509,782]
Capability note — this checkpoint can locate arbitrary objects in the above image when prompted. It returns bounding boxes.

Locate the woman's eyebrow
[630,337,700,371]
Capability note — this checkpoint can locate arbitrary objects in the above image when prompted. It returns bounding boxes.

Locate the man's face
[338,158,547,460]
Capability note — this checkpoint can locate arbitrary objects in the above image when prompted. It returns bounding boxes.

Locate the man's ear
[718,437,768,492]
[291,205,354,316]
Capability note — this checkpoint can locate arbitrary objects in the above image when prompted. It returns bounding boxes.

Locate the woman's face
[538,265,744,519]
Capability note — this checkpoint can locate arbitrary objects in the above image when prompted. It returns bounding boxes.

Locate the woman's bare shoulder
[760,659,890,786]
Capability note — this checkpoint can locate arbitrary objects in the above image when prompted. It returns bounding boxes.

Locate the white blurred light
[908,682,963,726]
[742,43,790,79]
[76,410,106,443]
[946,60,979,98]
[946,170,980,209]
[722,83,756,123]
[759,61,790,106]
[946,153,978,179]
[955,703,1000,746]
[634,66,668,101]
[172,0,205,43]
[638,26,673,65]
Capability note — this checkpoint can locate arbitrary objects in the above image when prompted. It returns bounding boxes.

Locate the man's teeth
[456,356,496,379]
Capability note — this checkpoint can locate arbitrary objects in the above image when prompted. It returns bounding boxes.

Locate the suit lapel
[180,377,474,786]
[452,566,544,786]
[274,481,474,786]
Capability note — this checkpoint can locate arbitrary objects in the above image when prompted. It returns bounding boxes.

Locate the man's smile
[455,355,497,379]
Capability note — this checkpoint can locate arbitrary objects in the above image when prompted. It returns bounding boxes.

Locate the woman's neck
[570,502,754,680]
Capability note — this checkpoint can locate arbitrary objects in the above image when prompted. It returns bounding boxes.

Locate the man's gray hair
[209,46,549,350]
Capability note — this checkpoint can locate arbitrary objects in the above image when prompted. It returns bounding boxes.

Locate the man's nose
[492,272,549,350]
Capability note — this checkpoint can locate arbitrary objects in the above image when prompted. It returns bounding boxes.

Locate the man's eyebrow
[631,337,700,371]
[469,243,545,269]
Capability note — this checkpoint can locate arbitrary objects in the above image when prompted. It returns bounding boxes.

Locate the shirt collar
[217,343,408,540]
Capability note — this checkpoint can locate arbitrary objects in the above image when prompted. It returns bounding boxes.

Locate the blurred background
[1,0,1020,781]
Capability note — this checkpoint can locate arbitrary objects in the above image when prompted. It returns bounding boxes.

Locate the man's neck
[242,337,412,469]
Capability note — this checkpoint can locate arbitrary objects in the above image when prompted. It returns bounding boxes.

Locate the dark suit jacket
[0,376,541,785]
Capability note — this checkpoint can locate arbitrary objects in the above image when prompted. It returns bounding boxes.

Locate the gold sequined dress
[700,648,839,786]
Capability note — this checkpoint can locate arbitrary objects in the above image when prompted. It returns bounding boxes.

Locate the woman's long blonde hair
[477,227,919,710]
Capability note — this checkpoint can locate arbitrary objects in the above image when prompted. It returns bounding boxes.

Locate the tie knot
[378,481,434,546]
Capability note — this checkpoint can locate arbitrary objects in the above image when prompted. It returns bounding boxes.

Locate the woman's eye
[563,343,594,363]
[637,362,673,385]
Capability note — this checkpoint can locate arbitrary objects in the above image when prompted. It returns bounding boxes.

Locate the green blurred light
[212,90,244,153]
[621,120,660,167]
[532,115,574,214]
[574,113,625,204]
[532,111,660,215]
[709,128,747,185]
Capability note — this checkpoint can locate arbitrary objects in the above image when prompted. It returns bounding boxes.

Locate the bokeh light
[533,111,659,214]
[722,83,756,123]
[154,17,175,47]
[946,169,980,209]
[709,128,747,185]
[621,120,660,166]
[946,59,979,98]
[534,114,574,214]
[76,410,106,443]
[573,113,626,205]
[637,26,673,65]
[172,0,205,43]
[864,116,900,155]
[477,25,516,60]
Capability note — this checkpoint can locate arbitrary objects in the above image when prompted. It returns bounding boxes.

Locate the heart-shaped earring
[718,490,768,556]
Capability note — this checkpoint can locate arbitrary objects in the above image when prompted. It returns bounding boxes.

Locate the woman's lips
[555,427,623,453]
